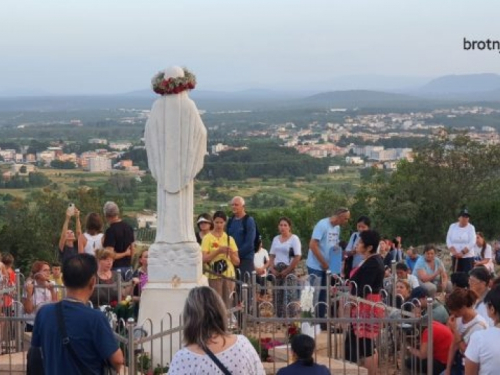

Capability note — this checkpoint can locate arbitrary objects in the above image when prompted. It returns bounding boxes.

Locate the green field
[0,166,362,215]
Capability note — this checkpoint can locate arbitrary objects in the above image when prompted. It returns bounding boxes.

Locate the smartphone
[67,203,75,216]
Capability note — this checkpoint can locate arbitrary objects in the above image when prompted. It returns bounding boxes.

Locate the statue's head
[164,66,184,79]
[151,66,196,96]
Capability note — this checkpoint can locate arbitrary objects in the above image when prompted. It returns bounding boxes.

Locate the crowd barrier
[0,265,434,375]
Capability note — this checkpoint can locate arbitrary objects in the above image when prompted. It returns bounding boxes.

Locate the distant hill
[297,89,436,109]
[419,73,500,94]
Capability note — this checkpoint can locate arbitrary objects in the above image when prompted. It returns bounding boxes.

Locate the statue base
[136,277,208,368]
[148,241,203,283]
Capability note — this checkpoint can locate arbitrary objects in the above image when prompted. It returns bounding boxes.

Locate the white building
[109,142,132,151]
[11,163,36,175]
[87,156,112,172]
[137,212,157,229]
[345,156,364,165]
[15,153,24,163]
[88,138,108,145]
[37,150,56,165]
[211,143,228,155]
[0,149,16,162]
[328,165,341,173]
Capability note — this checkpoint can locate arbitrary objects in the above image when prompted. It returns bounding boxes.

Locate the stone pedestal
[137,240,207,367]
[148,241,203,283]
[137,278,208,368]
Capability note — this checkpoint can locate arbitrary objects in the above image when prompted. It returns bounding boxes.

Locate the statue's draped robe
[145,93,207,243]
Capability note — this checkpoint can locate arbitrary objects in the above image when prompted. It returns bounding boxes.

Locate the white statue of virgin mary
[145,66,207,245]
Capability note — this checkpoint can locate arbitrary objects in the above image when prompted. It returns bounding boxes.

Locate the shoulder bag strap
[56,302,93,375]
[203,346,232,375]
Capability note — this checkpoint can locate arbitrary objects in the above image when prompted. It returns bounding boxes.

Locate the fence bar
[241,283,248,334]
[426,298,433,375]
[391,260,397,308]
[117,269,122,302]
[15,268,22,352]
[127,318,135,374]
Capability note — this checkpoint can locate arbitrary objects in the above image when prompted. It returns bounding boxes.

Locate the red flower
[110,300,118,308]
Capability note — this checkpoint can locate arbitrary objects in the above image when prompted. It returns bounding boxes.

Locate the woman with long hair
[473,232,494,274]
[78,212,104,256]
[345,230,385,375]
[131,248,148,319]
[169,286,265,374]
[201,211,239,309]
[269,217,301,318]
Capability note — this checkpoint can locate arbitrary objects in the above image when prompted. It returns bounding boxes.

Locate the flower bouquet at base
[100,296,135,332]
[299,285,321,338]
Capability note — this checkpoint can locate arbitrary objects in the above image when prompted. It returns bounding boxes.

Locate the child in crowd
[277,334,329,375]
[49,262,63,300]
[253,238,270,301]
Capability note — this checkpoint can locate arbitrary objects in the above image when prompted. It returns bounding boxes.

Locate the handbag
[56,302,116,375]
[204,346,232,375]
[27,346,45,375]
[211,234,232,275]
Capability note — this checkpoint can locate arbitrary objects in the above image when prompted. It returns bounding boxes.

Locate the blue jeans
[307,267,327,319]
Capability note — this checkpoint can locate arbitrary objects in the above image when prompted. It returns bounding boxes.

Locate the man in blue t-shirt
[306,208,350,323]
[405,246,420,272]
[31,254,123,375]
[227,196,256,282]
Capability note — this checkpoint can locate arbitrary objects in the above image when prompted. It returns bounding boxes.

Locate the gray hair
[103,201,120,218]
[183,286,228,348]
[333,207,349,216]
[231,196,245,206]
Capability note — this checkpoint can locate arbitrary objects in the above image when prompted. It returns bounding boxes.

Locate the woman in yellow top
[201,210,240,308]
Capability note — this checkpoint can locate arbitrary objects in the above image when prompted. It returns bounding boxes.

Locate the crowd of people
[2,197,500,374]
[194,202,500,375]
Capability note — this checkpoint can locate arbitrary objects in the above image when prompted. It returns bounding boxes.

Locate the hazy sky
[1,0,499,94]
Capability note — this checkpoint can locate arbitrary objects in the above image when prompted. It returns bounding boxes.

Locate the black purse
[27,346,45,375]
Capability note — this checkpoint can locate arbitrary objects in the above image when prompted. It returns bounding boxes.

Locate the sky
[1,0,499,95]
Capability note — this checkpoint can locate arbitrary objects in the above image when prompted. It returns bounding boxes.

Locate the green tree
[362,134,500,244]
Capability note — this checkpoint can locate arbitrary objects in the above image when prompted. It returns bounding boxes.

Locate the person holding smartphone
[58,204,81,264]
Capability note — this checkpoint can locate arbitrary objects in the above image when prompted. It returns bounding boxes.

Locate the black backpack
[227,214,261,252]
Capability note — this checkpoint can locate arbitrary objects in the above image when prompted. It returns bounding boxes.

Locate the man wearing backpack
[227,196,257,284]
[30,254,123,374]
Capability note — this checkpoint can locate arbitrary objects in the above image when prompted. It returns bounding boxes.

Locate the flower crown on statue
[151,68,196,95]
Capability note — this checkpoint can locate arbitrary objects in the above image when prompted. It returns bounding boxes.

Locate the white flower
[300,285,315,315]
[125,295,132,303]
